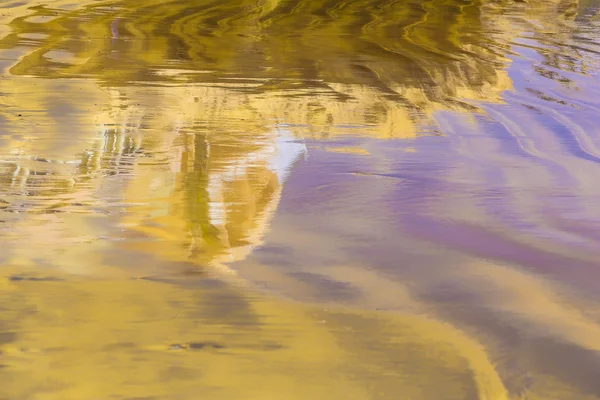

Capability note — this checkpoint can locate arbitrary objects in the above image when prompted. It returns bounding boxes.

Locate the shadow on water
[1,0,600,399]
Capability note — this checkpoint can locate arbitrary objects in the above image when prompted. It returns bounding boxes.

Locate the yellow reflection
[0,0,573,266]
[116,86,307,269]
[0,0,588,399]
[0,0,528,140]
[0,276,509,400]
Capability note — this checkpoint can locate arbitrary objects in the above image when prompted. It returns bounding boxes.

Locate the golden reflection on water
[0,276,512,399]
[1,0,600,399]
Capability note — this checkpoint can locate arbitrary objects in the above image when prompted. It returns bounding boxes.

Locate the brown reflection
[0,0,525,139]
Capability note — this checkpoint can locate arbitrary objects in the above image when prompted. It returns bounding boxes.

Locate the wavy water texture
[1,0,600,399]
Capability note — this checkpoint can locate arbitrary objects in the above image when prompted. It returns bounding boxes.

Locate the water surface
[1,0,600,399]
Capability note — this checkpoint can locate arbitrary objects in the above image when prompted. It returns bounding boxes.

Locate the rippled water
[1,0,600,398]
